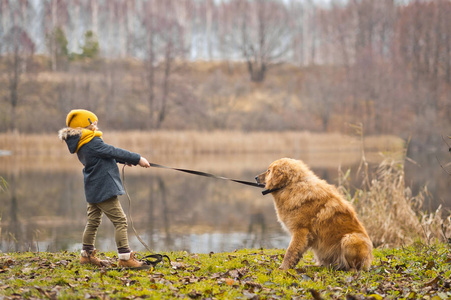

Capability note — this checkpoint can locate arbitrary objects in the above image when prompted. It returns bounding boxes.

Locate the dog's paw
[279,264,291,271]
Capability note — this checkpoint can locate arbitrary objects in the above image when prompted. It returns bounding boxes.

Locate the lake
[0,148,449,254]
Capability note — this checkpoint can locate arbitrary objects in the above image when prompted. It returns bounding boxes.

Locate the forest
[0,0,450,149]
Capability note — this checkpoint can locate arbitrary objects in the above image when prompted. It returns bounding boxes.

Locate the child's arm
[89,138,143,166]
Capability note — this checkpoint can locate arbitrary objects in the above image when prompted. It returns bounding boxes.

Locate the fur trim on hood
[59,127,83,154]
[58,127,82,141]
[58,127,103,154]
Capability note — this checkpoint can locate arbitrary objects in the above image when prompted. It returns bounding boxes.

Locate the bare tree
[305,70,340,131]
[173,0,194,60]
[140,0,187,129]
[124,0,136,57]
[156,1,186,128]
[445,1,451,85]
[141,0,157,128]
[70,0,80,53]
[43,0,69,71]
[287,0,306,66]
[205,0,214,60]
[318,1,354,69]
[91,0,98,36]
[4,25,35,132]
[2,1,35,53]
[396,1,451,117]
[230,0,292,82]
[306,0,318,65]
[1,1,11,43]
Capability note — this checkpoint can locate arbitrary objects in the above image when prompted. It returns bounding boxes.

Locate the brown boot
[118,251,150,269]
[80,249,110,267]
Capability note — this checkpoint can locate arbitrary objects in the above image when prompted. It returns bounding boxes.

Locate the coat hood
[58,127,82,154]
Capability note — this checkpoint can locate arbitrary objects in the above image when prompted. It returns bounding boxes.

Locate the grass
[0,176,7,192]
[0,243,450,299]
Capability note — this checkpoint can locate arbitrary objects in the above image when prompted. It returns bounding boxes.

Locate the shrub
[339,150,451,247]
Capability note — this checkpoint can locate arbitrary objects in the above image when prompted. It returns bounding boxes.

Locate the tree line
[0,0,450,147]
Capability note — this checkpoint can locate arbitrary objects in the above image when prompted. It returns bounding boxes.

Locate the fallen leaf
[425,261,435,270]
[210,272,222,279]
[423,276,441,287]
[241,259,250,266]
[244,282,262,290]
[242,290,259,299]
[187,290,202,298]
[34,286,52,298]
[150,272,164,279]
[301,274,312,281]
[367,294,384,300]
[309,289,323,300]
[171,261,188,270]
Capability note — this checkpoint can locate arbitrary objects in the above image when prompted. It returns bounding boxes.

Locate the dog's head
[256,158,299,195]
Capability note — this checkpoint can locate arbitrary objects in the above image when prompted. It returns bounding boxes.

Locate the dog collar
[262,186,283,195]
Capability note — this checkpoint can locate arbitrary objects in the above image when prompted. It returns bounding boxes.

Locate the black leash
[121,165,171,268]
[148,162,265,188]
[120,161,265,268]
[136,253,171,268]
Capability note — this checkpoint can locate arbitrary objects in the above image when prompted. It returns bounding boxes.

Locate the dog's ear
[267,164,289,189]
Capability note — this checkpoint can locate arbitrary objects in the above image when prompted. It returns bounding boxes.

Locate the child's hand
[139,157,151,168]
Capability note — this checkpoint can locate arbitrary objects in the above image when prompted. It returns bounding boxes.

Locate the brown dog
[256,158,373,271]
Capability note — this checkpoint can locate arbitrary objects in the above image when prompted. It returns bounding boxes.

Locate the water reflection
[405,150,451,212]
[0,151,448,253]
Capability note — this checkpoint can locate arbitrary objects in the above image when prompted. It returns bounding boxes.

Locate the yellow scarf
[76,129,103,153]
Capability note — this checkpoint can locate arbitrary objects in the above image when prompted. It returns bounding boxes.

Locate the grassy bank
[0,243,450,299]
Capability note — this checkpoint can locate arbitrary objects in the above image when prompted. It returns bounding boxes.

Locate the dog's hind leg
[280,228,310,270]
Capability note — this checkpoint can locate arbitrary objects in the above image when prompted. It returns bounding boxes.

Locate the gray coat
[59,128,141,203]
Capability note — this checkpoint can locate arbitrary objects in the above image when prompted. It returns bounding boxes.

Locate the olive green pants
[82,196,131,253]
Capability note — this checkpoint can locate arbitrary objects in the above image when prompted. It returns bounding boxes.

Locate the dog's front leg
[280,228,309,270]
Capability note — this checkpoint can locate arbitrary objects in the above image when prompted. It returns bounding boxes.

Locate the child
[58,109,151,269]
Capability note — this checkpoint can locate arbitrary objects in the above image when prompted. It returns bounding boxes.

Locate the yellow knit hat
[66,109,98,128]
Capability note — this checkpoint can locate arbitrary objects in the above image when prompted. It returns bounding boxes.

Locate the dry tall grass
[0,130,404,156]
[339,151,451,248]
[0,131,405,176]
